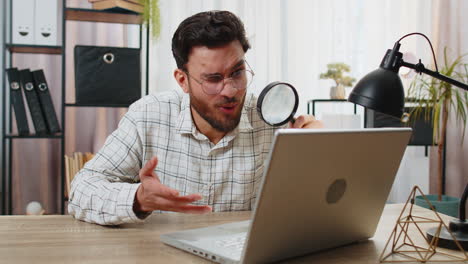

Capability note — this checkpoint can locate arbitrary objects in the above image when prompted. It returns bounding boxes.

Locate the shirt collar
[176,93,254,138]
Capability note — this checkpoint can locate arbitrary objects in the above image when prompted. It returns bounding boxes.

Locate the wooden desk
[0,204,465,263]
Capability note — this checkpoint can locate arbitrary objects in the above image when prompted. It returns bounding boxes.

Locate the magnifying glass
[257,82,299,126]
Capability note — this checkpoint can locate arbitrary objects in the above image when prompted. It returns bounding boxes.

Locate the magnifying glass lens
[257,82,299,126]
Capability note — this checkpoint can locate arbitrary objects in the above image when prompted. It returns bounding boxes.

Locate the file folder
[19,69,48,135]
[12,0,35,45]
[34,0,60,45]
[32,69,61,133]
[6,68,30,135]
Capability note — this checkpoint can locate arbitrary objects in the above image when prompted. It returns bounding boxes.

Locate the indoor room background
[0,0,466,214]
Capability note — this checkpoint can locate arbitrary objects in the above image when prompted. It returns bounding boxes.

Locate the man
[69,10,322,225]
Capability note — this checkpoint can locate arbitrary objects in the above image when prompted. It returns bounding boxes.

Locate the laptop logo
[326,179,347,204]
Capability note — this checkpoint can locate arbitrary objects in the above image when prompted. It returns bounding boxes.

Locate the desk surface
[0,204,465,263]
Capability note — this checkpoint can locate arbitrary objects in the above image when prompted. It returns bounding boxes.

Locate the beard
[189,88,245,133]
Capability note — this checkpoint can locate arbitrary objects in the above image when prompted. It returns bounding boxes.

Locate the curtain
[151,0,433,107]
[430,0,468,201]
[150,0,439,203]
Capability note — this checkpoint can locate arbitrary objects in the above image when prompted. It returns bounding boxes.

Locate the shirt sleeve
[68,106,149,225]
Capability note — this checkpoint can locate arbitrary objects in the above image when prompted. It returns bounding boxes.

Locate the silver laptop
[160,128,412,263]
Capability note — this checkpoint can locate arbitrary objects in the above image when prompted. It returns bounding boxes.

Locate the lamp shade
[348,68,405,118]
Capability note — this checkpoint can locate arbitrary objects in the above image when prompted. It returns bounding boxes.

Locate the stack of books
[88,0,144,13]
[64,152,95,198]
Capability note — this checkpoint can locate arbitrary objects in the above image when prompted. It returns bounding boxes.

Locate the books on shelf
[64,152,95,198]
[90,0,144,13]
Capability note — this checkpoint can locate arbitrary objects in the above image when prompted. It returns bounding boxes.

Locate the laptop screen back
[242,128,412,263]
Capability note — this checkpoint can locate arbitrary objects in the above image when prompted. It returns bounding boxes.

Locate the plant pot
[330,84,346,99]
[414,195,460,218]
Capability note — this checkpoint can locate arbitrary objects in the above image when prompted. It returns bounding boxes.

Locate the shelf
[6,44,62,54]
[65,8,142,24]
[308,99,348,103]
[4,133,63,139]
[65,103,130,108]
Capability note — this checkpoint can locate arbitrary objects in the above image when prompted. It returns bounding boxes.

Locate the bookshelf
[6,44,62,54]
[1,0,149,215]
[65,8,142,24]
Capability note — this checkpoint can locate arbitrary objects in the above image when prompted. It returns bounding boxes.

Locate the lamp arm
[401,60,468,91]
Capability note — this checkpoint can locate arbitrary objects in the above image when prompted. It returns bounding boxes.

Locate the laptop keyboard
[214,233,247,252]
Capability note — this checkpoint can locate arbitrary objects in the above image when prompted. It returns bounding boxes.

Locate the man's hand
[289,115,323,129]
[133,157,212,214]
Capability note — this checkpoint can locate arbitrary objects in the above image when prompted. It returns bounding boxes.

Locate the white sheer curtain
[149,0,438,202]
[431,0,468,200]
[150,0,433,113]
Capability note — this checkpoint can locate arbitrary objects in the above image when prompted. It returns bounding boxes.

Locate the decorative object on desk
[407,47,468,215]
[25,201,45,215]
[347,32,468,249]
[74,45,141,106]
[380,186,467,262]
[319,63,356,99]
[91,0,144,13]
[257,82,298,126]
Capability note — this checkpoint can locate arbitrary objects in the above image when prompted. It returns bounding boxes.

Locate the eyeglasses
[185,61,255,95]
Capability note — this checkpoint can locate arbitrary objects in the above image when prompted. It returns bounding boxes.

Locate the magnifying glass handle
[289,117,296,125]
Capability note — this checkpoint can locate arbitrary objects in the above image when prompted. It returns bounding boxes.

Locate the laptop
[160,128,412,263]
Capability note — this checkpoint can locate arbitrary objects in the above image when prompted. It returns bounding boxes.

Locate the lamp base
[426,219,468,250]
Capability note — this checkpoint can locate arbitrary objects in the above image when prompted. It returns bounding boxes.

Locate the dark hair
[172,10,251,69]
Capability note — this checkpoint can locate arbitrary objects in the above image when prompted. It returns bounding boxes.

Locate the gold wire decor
[380,186,468,263]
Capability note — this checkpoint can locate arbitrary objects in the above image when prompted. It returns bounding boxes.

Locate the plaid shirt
[68,90,280,225]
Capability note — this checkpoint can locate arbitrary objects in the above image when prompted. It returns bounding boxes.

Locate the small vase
[330,84,346,99]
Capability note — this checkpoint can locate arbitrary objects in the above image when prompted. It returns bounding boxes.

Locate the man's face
[182,41,247,133]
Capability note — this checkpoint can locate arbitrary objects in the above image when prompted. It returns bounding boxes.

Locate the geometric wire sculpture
[380,186,468,263]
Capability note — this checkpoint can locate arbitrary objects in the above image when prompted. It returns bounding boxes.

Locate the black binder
[6,68,30,135]
[19,69,48,135]
[32,69,61,133]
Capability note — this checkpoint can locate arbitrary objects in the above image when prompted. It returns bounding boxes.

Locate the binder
[6,68,30,135]
[32,70,61,133]
[12,0,35,44]
[19,69,48,135]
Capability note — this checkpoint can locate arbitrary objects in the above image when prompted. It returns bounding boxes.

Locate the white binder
[34,0,60,46]
[12,0,35,45]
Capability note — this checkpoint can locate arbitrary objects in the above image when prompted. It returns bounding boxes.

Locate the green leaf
[141,0,161,39]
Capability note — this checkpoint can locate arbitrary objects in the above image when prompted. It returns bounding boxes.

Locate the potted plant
[408,48,468,217]
[140,0,161,39]
[319,63,356,99]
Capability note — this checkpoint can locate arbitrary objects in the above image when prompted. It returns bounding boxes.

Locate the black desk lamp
[348,32,468,250]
